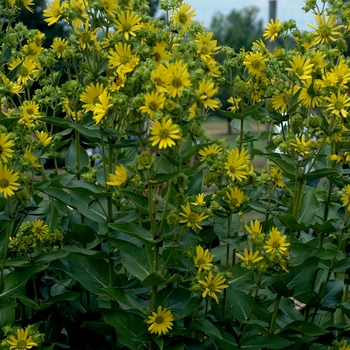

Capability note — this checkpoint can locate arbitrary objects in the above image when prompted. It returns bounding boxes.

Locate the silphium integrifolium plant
[1,0,350,348]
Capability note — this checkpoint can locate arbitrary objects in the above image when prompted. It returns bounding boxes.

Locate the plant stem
[269,293,281,334]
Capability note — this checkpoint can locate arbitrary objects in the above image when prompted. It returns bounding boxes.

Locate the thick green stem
[269,294,282,334]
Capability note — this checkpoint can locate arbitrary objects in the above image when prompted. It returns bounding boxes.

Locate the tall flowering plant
[1,0,350,349]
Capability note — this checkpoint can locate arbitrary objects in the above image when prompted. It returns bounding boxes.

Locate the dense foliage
[1,0,350,349]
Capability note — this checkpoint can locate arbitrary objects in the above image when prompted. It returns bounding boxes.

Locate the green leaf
[269,278,294,297]
[103,309,147,350]
[240,336,294,349]
[109,222,157,244]
[69,222,98,244]
[298,188,319,226]
[263,153,296,179]
[321,279,343,309]
[334,257,350,272]
[229,265,255,290]
[113,240,151,281]
[230,119,252,134]
[302,168,341,181]
[102,288,146,310]
[65,245,109,259]
[0,306,15,327]
[64,254,109,295]
[40,188,72,205]
[140,272,182,286]
[284,260,319,296]
[0,117,20,130]
[70,195,106,223]
[278,214,306,231]
[153,171,182,184]
[220,110,245,120]
[281,321,327,336]
[65,138,89,173]
[193,319,222,339]
[310,222,337,234]
[0,264,48,299]
[38,291,80,310]
[66,181,112,198]
[120,191,150,214]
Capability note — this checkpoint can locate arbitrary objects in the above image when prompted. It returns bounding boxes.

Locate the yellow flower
[0,134,15,163]
[224,148,252,182]
[35,131,53,146]
[171,2,196,33]
[149,118,181,149]
[114,10,142,40]
[139,91,166,118]
[195,32,220,60]
[290,134,313,158]
[108,42,139,73]
[271,86,301,113]
[0,163,20,198]
[75,20,99,51]
[51,37,68,58]
[191,193,206,207]
[0,73,23,95]
[108,71,126,92]
[227,97,241,112]
[307,13,344,46]
[243,51,267,77]
[179,202,208,230]
[80,82,105,112]
[298,78,323,108]
[263,18,281,41]
[151,65,168,93]
[196,79,219,110]
[21,100,40,119]
[101,0,119,18]
[8,57,39,86]
[203,57,221,78]
[147,306,174,336]
[164,60,192,98]
[198,144,222,161]
[325,90,350,119]
[286,55,314,80]
[152,42,170,66]
[21,0,34,12]
[244,220,263,240]
[225,186,244,208]
[198,271,228,304]
[69,0,88,28]
[236,248,263,268]
[32,219,50,241]
[106,164,128,187]
[341,184,350,211]
[194,245,214,273]
[43,0,68,26]
[92,90,113,125]
[270,167,284,188]
[264,227,290,255]
[7,328,37,350]
[24,149,41,168]
[318,72,339,88]
[331,59,350,88]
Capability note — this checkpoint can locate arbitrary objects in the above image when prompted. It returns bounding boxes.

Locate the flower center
[155,316,164,324]
[188,213,197,223]
[272,240,280,248]
[0,179,9,188]
[17,340,27,349]
[20,67,29,77]
[26,108,34,115]
[122,23,132,32]
[197,258,206,265]
[120,55,130,64]
[229,165,236,173]
[296,67,304,76]
[149,101,159,111]
[172,78,183,88]
[334,101,343,111]
[251,60,262,70]
[179,13,188,24]
[159,128,169,139]
[318,25,331,39]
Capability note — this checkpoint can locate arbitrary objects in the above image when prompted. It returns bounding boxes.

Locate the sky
[182,0,317,31]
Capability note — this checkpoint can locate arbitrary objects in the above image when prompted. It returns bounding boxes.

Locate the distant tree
[16,0,69,46]
[210,6,263,51]
[209,7,264,131]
